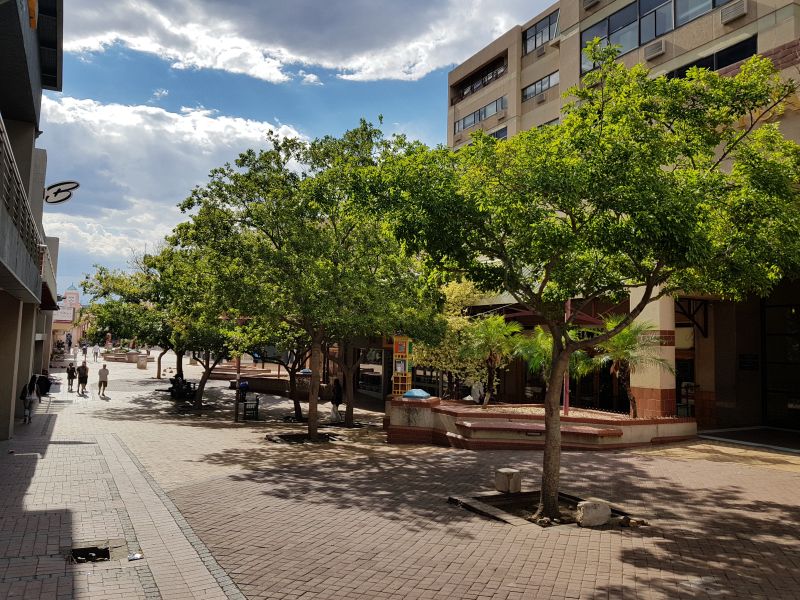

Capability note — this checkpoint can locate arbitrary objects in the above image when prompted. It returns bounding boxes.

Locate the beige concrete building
[447,0,800,429]
[0,0,63,439]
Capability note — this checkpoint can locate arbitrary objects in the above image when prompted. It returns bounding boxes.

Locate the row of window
[454,96,508,134]
[522,71,560,102]
[453,58,507,105]
[581,0,733,73]
[523,10,560,54]
[666,35,757,77]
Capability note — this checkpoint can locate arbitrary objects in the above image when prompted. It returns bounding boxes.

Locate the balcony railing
[0,113,42,267]
[452,63,507,105]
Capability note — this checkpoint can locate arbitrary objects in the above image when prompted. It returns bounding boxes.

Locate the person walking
[98,364,109,397]
[81,345,88,360]
[19,375,40,424]
[76,361,89,395]
[330,378,343,423]
[66,362,77,392]
[92,343,100,362]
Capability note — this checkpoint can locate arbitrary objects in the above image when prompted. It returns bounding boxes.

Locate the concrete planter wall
[387,398,697,450]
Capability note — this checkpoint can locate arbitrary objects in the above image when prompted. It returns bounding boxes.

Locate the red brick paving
[2,356,799,599]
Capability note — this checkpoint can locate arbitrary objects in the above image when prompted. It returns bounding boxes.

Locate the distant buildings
[447,0,800,428]
[0,0,64,439]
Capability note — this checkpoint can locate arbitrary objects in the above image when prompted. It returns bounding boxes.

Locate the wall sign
[44,181,80,205]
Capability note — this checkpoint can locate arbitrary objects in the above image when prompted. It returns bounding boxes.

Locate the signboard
[54,306,74,323]
[44,181,80,205]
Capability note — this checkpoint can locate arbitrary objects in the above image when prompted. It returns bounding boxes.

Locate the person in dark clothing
[19,376,40,423]
[330,378,343,422]
[37,371,52,396]
[66,363,77,392]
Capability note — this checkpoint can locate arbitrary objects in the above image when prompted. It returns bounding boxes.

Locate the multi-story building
[447,0,800,429]
[0,0,64,439]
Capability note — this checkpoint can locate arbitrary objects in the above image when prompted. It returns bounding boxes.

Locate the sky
[41,0,550,295]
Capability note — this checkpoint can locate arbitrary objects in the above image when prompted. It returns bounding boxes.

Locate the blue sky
[40,0,549,296]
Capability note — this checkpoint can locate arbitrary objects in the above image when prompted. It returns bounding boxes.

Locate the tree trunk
[537,350,570,520]
[175,350,184,378]
[156,348,168,379]
[308,338,322,441]
[288,370,303,421]
[482,360,495,407]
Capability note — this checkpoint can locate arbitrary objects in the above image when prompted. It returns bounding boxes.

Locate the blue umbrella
[403,389,431,399]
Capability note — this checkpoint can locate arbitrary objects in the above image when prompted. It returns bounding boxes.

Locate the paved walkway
[1,356,799,599]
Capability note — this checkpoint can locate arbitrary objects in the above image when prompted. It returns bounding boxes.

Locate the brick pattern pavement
[2,356,799,599]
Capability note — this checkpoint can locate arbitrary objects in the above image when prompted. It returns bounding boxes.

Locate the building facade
[0,0,64,439]
[447,0,800,429]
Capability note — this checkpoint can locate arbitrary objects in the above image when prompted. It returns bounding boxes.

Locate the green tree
[463,315,522,405]
[182,121,442,437]
[385,45,800,518]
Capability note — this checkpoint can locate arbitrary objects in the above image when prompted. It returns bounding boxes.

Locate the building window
[454,96,508,133]
[666,35,757,77]
[640,0,674,44]
[489,127,508,140]
[522,71,560,102]
[582,0,737,73]
[524,10,560,54]
[539,118,559,128]
[452,57,508,105]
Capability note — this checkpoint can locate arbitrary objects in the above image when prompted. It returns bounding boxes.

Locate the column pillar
[0,293,24,440]
[15,303,37,420]
[629,288,676,418]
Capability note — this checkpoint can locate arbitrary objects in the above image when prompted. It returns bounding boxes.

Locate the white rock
[576,500,611,527]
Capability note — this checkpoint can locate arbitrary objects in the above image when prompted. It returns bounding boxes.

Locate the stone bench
[455,419,623,439]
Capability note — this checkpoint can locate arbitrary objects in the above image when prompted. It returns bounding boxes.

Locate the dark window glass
[610,22,638,53]
[655,3,674,36]
[609,3,638,32]
[639,0,667,14]
[582,20,608,46]
[490,127,508,139]
[675,0,712,26]
[524,10,560,53]
[713,0,731,5]
[640,11,656,43]
[716,35,757,69]
[549,11,560,39]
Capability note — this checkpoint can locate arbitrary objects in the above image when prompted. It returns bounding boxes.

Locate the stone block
[495,468,521,493]
[576,500,611,527]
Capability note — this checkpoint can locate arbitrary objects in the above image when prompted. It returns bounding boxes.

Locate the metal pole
[563,299,571,416]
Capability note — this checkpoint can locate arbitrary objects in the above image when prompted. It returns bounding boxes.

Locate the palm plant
[514,326,593,395]
[463,315,522,405]
[589,315,674,417]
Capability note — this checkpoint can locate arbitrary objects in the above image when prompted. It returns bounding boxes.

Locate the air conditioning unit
[496,110,507,120]
[536,93,547,104]
[537,45,546,57]
[644,39,666,61]
[720,0,747,24]
[583,0,601,10]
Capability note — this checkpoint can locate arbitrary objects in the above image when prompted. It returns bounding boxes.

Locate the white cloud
[40,96,303,261]
[298,70,323,86]
[65,0,552,82]
[149,88,169,103]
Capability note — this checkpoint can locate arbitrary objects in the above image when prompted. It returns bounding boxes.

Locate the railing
[452,63,507,105]
[0,113,42,267]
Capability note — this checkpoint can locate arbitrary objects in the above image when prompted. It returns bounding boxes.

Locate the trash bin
[136,354,148,370]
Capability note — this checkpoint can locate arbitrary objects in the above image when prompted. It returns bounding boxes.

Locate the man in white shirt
[98,364,109,396]
[92,344,100,362]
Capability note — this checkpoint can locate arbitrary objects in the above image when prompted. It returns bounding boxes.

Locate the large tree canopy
[384,45,800,517]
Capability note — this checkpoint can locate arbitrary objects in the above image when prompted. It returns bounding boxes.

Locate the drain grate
[70,546,110,563]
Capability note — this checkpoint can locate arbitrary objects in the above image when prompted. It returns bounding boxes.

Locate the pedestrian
[92,343,100,362]
[331,378,343,422]
[76,361,89,395]
[19,375,39,424]
[66,362,76,392]
[98,363,109,396]
[37,370,52,397]
[81,344,88,360]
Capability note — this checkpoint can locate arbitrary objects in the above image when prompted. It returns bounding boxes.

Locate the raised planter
[387,399,697,450]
